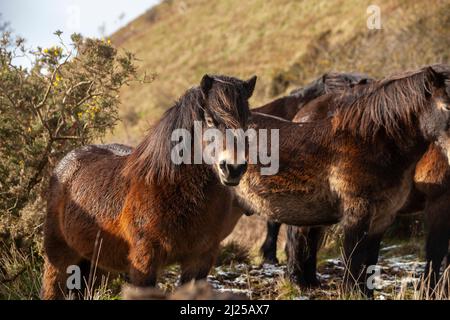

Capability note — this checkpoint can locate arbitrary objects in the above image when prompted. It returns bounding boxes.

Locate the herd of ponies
[40,64,450,299]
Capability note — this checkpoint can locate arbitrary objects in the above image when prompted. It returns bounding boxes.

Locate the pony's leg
[42,257,66,300]
[285,226,324,288]
[342,204,371,294]
[128,245,159,287]
[423,197,450,294]
[180,249,218,285]
[41,236,83,300]
[361,232,384,297]
[424,227,448,291]
[446,252,450,270]
[260,221,281,264]
[78,259,110,299]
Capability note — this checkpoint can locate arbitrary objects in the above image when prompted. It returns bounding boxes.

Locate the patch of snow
[381,255,425,274]
[217,288,252,296]
[318,273,331,280]
[294,296,310,300]
[380,244,401,252]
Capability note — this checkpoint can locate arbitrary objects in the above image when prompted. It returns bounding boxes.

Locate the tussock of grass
[0,244,42,300]
[274,278,301,300]
[216,242,251,266]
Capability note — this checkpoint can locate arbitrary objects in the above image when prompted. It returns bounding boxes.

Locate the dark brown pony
[283,73,450,292]
[414,144,450,289]
[41,74,257,299]
[234,65,450,294]
[286,97,450,294]
[253,72,371,120]
[263,67,450,293]
[253,72,372,264]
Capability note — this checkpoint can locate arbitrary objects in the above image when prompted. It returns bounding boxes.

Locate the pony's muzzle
[218,160,248,186]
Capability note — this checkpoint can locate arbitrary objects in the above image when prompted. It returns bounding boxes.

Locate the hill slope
[111,0,450,144]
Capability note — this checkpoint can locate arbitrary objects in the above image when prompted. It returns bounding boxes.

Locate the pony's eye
[436,98,450,111]
[205,115,216,127]
[441,101,450,111]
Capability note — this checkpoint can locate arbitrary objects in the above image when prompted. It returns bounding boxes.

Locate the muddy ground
[156,240,447,300]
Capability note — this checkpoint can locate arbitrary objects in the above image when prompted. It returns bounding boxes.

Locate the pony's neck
[171,162,216,186]
[124,91,205,185]
[333,69,432,146]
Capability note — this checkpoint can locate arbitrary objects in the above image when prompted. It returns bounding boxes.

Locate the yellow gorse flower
[53,73,62,87]
[85,104,100,119]
[101,38,111,45]
[43,46,62,56]
[53,74,62,87]
[78,102,100,120]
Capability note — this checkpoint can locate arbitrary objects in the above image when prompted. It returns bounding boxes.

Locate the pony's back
[48,143,134,225]
[254,72,372,121]
[53,144,132,184]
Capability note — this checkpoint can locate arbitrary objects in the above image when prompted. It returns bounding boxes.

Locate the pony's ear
[200,74,214,95]
[428,65,447,87]
[244,75,257,98]
[428,66,450,99]
[357,78,371,85]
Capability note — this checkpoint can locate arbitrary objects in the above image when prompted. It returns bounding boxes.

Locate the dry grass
[108,0,450,145]
[216,241,251,266]
[0,244,42,300]
[2,236,449,300]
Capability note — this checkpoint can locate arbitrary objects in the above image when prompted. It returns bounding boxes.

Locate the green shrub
[0,31,143,247]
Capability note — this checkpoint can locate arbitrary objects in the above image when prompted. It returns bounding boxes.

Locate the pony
[413,143,450,290]
[233,65,450,294]
[285,92,450,294]
[262,66,450,293]
[280,71,450,292]
[41,74,257,299]
[253,72,372,265]
[253,72,371,121]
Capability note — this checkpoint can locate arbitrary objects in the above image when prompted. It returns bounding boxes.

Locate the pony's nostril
[240,162,248,173]
[226,163,247,178]
[219,160,227,170]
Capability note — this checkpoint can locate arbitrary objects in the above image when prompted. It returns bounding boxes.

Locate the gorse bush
[0,31,143,247]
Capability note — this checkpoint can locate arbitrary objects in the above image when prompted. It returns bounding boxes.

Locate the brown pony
[282,73,450,292]
[263,67,450,293]
[253,72,372,264]
[253,72,371,120]
[234,65,450,294]
[41,74,257,299]
[414,144,450,289]
[285,100,450,294]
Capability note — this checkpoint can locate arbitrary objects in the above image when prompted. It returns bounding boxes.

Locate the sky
[0,0,159,65]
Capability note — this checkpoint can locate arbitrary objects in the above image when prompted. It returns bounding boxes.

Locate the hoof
[262,257,279,265]
[289,274,321,289]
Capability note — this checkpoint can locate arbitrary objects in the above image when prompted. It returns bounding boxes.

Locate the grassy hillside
[110,0,450,144]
